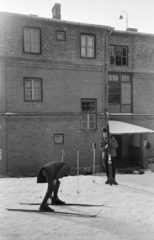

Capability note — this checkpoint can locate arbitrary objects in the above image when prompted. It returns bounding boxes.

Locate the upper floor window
[108,73,132,112]
[56,30,66,41]
[24,78,42,101]
[81,34,95,58]
[81,99,97,130]
[23,28,41,54]
[110,45,128,66]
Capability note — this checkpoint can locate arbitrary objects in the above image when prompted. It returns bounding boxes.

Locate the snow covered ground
[0,170,154,240]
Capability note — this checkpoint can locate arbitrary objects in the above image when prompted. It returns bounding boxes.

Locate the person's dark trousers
[105,157,116,179]
[53,180,60,198]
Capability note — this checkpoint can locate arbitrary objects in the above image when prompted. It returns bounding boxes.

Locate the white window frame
[81,34,95,58]
[110,45,128,66]
[24,78,42,101]
[81,99,97,130]
[81,114,96,130]
[23,28,41,54]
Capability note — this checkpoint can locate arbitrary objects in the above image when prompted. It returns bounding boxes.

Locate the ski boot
[39,202,54,212]
[52,196,65,205]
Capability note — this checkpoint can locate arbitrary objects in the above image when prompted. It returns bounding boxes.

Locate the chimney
[52,3,61,20]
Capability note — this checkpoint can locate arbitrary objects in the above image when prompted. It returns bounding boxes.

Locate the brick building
[0,4,154,175]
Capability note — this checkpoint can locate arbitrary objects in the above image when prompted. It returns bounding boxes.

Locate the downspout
[104,27,114,128]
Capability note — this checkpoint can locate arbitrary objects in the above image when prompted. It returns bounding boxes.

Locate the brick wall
[133,73,154,114]
[5,63,104,114]
[0,117,7,174]
[6,116,103,175]
[0,60,6,112]
[0,12,106,64]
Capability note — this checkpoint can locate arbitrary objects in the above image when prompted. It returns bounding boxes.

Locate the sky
[0,0,154,34]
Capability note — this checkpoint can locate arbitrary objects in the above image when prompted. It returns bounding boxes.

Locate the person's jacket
[99,136,118,157]
[110,136,118,157]
[37,161,70,183]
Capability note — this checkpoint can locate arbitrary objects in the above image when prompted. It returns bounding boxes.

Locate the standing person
[99,128,108,170]
[99,128,118,185]
[37,161,70,212]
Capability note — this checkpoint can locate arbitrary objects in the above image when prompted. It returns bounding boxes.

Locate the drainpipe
[104,27,114,128]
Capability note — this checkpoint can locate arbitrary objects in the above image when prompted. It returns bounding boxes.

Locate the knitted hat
[102,127,107,132]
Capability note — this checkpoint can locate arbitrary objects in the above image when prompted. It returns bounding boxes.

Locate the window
[81,34,95,58]
[108,73,132,112]
[56,31,66,41]
[54,134,64,144]
[81,99,97,130]
[110,45,128,66]
[24,78,42,101]
[108,74,120,103]
[23,28,41,54]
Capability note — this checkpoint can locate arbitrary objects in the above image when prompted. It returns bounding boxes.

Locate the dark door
[114,135,122,160]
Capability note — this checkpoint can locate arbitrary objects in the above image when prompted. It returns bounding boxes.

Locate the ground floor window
[81,99,97,130]
[24,78,42,101]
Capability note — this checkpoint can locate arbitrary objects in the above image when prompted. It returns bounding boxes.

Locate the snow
[0,171,154,240]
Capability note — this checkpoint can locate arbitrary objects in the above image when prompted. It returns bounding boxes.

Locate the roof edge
[0,11,112,30]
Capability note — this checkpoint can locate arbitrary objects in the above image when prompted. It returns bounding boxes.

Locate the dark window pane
[109,74,120,103]
[81,99,96,113]
[116,47,122,65]
[110,46,115,64]
[122,47,127,56]
[122,56,127,65]
[110,45,128,66]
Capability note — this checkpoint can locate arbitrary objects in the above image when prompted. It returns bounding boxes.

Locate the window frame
[80,33,96,59]
[108,72,132,112]
[81,98,97,130]
[56,30,66,41]
[23,77,43,102]
[110,45,128,66]
[23,27,41,54]
[54,134,64,144]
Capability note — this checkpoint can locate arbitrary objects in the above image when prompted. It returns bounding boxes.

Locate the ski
[6,208,101,218]
[20,202,106,207]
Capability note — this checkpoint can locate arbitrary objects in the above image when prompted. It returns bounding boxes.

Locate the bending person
[37,161,70,212]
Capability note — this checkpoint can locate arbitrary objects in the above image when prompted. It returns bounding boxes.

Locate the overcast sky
[0,0,154,34]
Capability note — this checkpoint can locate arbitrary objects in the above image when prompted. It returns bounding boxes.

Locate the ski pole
[107,123,112,185]
[77,150,80,193]
[92,143,96,182]
[60,149,65,192]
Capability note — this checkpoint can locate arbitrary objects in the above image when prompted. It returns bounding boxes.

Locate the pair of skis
[6,202,106,218]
